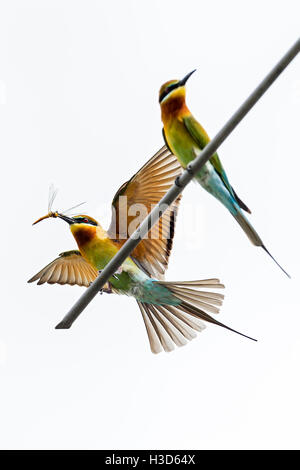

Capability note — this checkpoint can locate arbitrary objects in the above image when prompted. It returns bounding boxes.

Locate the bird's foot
[186,163,194,175]
[88,271,104,294]
[175,176,183,187]
[88,279,104,295]
[102,282,113,294]
[97,270,104,294]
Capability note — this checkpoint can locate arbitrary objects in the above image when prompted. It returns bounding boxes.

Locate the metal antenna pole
[56,38,300,329]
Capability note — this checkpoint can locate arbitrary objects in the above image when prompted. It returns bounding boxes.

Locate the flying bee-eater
[29,147,255,353]
[159,71,289,278]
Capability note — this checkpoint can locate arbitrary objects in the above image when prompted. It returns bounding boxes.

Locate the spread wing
[107,146,182,279]
[28,250,98,287]
[183,115,251,213]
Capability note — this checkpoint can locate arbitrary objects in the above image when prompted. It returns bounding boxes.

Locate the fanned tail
[137,279,256,354]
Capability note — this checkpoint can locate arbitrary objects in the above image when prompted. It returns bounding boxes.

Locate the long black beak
[179,69,196,87]
[58,213,74,225]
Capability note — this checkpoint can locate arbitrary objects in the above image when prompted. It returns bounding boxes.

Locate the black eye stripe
[159,83,179,103]
[74,217,98,226]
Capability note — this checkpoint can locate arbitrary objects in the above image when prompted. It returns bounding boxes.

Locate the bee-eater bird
[29,147,255,353]
[159,71,289,278]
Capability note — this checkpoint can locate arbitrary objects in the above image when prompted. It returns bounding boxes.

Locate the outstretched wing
[183,115,251,213]
[28,250,98,287]
[107,146,182,279]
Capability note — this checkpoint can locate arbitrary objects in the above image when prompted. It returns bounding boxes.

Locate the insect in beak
[32,212,59,225]
[32,185,85,226]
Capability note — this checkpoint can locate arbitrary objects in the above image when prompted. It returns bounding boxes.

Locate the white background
[0,0,299,450]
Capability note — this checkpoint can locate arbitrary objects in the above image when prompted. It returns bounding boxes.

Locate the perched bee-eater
[159,71,289,277]
[29,147,255,353]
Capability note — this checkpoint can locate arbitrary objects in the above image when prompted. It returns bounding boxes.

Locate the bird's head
[32,186,96,228]
[159,70,196,106]
[32,187,102,250]
[33,212,100,249]
[33,213,98,227]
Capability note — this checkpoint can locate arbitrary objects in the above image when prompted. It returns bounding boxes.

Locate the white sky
[0,0,300,450]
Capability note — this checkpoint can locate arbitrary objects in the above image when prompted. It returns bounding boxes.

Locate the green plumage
[160,76,289,277]
[182,115,235,197]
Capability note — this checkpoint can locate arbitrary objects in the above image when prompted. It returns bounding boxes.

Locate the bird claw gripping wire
[175,176,183,187]
[186,164,194,175]
[175,165,194,186]
[103,283,113,294]
[97,271,104,294]
[89,277,103,294]
[89,276,113,294]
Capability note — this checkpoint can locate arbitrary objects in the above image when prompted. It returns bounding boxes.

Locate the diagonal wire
[56,38,300,329]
